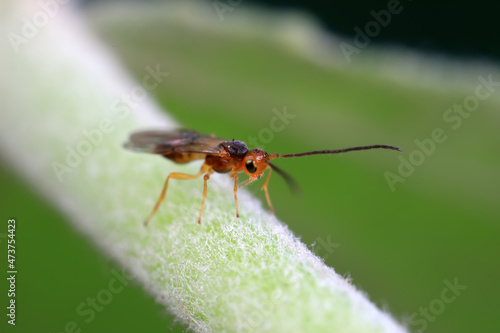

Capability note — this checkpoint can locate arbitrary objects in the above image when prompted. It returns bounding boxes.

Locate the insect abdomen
[164,152,207,164]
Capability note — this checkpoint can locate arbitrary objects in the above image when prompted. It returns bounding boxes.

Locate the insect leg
[239,179,250,188]
[231,172,240,218]
[261,166,274,214]
[144,163,210,226]
[239,177,257,189]
[198,169,214,224]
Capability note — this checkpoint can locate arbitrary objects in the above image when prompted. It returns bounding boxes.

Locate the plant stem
[0,2,406,332]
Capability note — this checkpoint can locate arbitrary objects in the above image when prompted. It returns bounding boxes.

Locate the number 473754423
[7,219,15,270]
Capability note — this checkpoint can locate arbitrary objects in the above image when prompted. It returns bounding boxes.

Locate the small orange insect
[125,129,401,225]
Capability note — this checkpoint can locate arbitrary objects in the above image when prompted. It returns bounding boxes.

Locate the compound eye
[245,159,257,174]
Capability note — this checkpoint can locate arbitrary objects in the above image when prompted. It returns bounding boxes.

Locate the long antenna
[269,144,402,159]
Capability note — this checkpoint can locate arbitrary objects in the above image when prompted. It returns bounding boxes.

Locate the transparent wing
[124,129,225,155]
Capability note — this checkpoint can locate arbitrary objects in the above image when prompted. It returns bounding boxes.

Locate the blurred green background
[1,1,499,333]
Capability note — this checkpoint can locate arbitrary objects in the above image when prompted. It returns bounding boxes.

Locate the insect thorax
[219,141,249,158]
[205,140,249,173]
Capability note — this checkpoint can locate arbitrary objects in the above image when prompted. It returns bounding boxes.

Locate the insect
[124,129,401,225]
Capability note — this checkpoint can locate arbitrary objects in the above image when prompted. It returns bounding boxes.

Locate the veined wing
[124,129,226,155]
